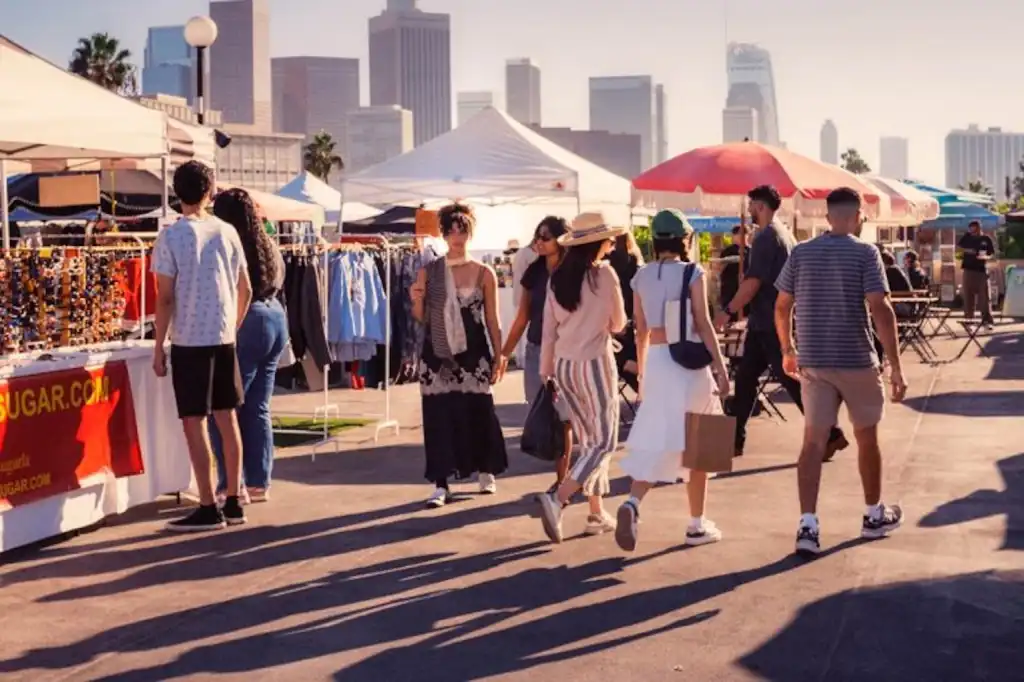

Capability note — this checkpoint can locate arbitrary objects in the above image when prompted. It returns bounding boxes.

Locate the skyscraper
[346,105,415,171]
[209,0,273,129]
[506,58,541,126]
[722,106,758,143]
[725,43,780,145]
[272,57,360,181]
[654,84,667,164]
[945,125,1023,200]
[820,120,838,164]
[368,0,452,146]
[589,75,656,170]
[457,91,494,126]
[879,136,909,179]
[142,26,193,100]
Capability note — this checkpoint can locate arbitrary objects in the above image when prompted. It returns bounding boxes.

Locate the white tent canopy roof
[0,36,168,160]
[342,106,631,207]
[276,172,382,223]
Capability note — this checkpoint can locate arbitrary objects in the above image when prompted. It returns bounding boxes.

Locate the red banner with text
[0,362,144,509]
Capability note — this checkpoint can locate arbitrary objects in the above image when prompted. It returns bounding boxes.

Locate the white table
[0,341,192,552]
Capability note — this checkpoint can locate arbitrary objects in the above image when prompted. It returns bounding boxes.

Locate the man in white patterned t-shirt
[151,161,253,532]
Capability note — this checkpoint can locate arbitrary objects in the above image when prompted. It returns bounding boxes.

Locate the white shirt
[151,214,248,347]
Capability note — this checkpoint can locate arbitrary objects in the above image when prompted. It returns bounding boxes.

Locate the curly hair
[213,188,280,300]
[437,202,476,238]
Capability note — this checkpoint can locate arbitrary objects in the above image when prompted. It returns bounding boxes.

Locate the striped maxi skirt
[553,349,619,496]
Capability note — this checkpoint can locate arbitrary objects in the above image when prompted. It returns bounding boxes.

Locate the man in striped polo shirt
[774,187,907,556]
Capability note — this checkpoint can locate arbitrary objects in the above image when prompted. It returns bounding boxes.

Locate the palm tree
[840,148,871,174]
[68,33,137,94]
[303,131,345,183]
[960,179,994,197]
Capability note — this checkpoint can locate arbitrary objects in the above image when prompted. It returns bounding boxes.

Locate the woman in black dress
[409,203,508,508]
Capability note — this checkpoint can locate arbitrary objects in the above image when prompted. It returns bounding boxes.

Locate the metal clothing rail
[272,235,401,458]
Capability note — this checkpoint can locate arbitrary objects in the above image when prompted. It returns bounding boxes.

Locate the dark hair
[213,188,279,300]
[747,184,781,211]
[438,202,475,237]
[905,249,919,265]
[535,215,568,242]
[731,224,745,236]
[550,240,606,312]
[609,231,644,272]
[968,220,981,229]
[879,249,896,267]
[826,186,862,208]
[652,236,691,260]
[173,160,215,206]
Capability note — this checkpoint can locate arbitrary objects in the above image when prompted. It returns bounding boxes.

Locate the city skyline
[5,0,1024,182]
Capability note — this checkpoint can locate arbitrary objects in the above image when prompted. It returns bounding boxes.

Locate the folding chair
[954,320,988,360]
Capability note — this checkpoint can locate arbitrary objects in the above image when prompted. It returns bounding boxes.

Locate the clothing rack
[272,235,401,456]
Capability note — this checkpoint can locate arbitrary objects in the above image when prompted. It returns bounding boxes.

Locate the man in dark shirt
[957,220,995,327]
[719,224,750,313]
[714,185,847,459]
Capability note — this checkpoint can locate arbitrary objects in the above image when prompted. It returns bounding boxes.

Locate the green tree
[840,148,871,174]
[303,131,345,183]
[68,33,136,94]
[959,179,994,197]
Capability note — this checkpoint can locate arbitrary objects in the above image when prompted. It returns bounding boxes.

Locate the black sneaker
[862,504,902,539]
[165,505,225,533]
[795,524,820,556]
[222,496,248,526]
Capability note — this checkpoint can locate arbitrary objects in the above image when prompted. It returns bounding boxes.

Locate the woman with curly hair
[210,188,289,504]
[409,202,508,507]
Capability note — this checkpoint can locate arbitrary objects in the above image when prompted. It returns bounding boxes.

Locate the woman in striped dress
[536,212,628,543]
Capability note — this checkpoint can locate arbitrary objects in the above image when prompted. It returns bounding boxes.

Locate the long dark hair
[550,240,605,312]
[213,188,279,300]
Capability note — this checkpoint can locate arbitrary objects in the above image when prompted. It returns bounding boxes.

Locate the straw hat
[557,211,628,246]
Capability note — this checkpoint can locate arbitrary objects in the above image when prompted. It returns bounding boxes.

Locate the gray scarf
[425,258,468,360]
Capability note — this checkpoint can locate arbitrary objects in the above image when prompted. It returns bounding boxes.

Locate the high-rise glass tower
[725,43,780,145]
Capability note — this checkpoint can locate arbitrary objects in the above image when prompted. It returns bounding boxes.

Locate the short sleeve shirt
[745,221,796,331]
[520,259,549,345]
[958,233,994,273]
[775,233,888,369]
[151,215,248,347]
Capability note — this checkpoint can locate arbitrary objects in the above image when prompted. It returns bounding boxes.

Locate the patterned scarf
[425,258,468,361]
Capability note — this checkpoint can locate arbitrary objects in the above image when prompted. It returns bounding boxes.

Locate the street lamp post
[184,16,218,125]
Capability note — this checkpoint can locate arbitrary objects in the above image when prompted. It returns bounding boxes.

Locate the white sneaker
[426,487,450,508]
[584,509,616,535]
[685,519,723,546]
[538,492,564,543]
[478,473,497,494]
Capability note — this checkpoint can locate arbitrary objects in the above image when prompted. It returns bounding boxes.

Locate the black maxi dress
[419,274,508,484]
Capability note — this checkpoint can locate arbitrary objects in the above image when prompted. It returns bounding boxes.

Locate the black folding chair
[954,320,988,360]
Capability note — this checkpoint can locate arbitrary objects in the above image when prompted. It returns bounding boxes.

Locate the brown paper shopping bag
[683,411,736,474]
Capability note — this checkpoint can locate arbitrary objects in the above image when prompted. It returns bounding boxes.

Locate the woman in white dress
[615,209,731,551]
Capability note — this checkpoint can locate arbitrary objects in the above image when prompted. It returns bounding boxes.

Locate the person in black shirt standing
[714,185,848,460]
[719,224,750,313]
[957,220,995,328]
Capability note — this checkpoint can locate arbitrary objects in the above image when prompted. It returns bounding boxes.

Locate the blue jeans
[212,299,288,491]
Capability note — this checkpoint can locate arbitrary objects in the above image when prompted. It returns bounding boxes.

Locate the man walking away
[152,161,253,532]
[957,220,995,329]
[714,185,847,460]
[775,187,906,557]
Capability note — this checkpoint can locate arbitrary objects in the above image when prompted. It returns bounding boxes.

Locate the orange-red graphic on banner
[0,361,144,508]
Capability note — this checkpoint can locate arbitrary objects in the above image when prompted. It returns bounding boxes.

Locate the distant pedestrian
[957,220,995,329]
[774,187,907,557]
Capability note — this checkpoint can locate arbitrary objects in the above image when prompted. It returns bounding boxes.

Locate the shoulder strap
[681,262,695,304]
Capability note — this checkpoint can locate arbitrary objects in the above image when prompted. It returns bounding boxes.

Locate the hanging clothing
[327,250,388,362]
[419,264,507,483]
[283,256,331,368]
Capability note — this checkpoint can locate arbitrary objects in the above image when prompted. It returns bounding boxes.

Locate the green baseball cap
[651,209,693,238]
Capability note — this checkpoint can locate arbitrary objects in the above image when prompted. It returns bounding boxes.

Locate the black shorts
[169,344,244,418]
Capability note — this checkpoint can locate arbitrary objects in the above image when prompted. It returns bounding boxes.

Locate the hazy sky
[5,0,1022,183]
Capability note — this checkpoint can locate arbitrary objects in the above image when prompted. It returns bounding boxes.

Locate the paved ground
[1,325,1022,681]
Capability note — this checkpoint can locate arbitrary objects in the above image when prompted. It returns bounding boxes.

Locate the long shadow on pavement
[982,331,1024,381]
[28,542,863,681]
[738,569,1024,681]
[919,452,1024,551]
[901,391,1024,417]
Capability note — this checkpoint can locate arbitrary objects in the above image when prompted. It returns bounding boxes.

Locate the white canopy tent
[0,36,170,249]
[276,172,382,224]
[342,106,632,224]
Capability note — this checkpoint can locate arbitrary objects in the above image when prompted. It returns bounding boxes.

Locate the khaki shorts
[801,367,885,431]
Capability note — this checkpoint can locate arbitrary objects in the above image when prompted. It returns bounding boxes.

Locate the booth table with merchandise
[0,341,193,552]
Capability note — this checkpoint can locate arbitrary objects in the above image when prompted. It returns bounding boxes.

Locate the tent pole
[0,159,9,253]
[575,171,582,214]
[161,155,169,221]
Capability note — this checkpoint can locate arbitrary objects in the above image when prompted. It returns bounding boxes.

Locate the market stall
[0,341,191,552]
[277,171,382,226]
